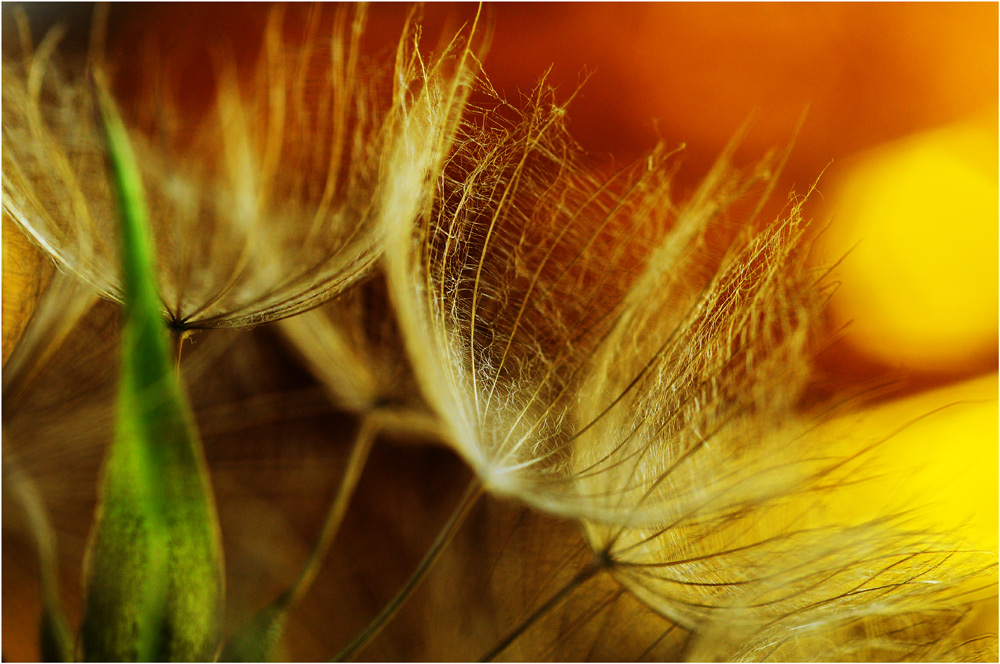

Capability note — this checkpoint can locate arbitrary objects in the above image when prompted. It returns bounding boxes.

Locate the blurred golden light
[820,374,998,643]
[821,115,998,374]
[825,373,997,555]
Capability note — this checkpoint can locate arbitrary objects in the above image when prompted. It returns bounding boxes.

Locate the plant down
[2,5,473,330]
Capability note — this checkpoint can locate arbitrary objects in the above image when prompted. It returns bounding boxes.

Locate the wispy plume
[382,70,996,660]
[565,166,995,658]
[383,76,804,526]
[2,5,474,330]
[383,80,659,513]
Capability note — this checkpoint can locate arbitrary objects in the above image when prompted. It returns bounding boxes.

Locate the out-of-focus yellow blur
[820,116,999,374]
[824,374,997,550]
[818,373,998,642]
[816,116,998,617]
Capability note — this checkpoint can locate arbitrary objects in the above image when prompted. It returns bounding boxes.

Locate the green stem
[332,477,483,662]
[221,414,380,662]
[288,413,379,607]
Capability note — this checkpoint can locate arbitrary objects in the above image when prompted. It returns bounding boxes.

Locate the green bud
[80,76,224,662]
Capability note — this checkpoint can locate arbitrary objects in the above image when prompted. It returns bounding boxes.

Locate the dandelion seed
[2,5,472,331]
[383,84,997,659]
[383,79,671,519]
[562,174,997,659]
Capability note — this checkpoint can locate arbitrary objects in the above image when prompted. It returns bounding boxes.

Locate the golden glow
[825,374,997,556]
[819,374,998,638]
[821,116,998,373]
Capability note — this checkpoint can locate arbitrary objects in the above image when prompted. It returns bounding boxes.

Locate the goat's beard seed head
[382,77,813,523]
[381,74,996,659]
[1,5,476,330]
[567,185,994,651]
